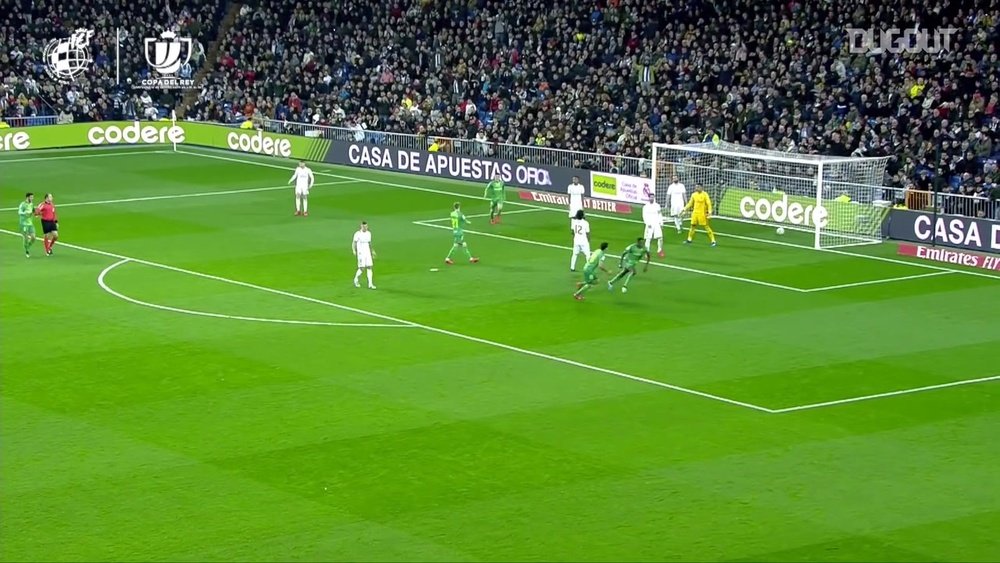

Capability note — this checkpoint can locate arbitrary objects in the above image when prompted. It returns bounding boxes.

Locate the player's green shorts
[583,268,598,284]
[452,230,465,244]
[622,260,638,271]
[490,199,503,209]
[20,224,35,236]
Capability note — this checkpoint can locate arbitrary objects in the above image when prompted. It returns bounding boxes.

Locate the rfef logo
[739,193,829,228]
[43,28,94,84]
[87,122,185,145]
[226,130,292,157]
[0,131,31,151]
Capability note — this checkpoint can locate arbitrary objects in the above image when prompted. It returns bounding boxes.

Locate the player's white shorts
[357,252,373,268]
[670,205,684,217]
[569,204,583,218]
[573,241,591,256]
[644,223,663,240]
[295,186,310,197]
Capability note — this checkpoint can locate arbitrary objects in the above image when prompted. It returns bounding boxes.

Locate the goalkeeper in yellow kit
[683,184,717,246]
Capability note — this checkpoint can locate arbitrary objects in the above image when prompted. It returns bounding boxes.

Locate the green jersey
[450,210,468,232]
[17,201,34,228]
[622,243,647,265]
[584,249,606,271]
[485,180,505,201]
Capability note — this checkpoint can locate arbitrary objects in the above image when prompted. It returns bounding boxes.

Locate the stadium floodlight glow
[651,141,891,249]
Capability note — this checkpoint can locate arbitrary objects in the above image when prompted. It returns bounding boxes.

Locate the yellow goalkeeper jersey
[685,191,713,215]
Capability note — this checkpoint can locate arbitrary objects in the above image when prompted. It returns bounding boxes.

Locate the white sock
[644,237,652,252]
[295,197,301,212]
[674,216,682,231]
[302,198,308,213]
[354,269,361,282]
[571,251,579,269]
[657,239,663,253]
[366,269,373,286]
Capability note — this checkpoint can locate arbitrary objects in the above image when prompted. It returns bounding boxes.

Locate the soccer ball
[621,287,628,294]
[776,227,786,235]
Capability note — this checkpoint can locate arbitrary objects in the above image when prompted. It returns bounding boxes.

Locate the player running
[567,175,585,219]
[641,195,664,258]
[666,175,687,233]
[573,242,610,300]
[352,221,376,289]
[569,209,591,271]
[445,202,479,265]
[289,161,314,216]
[17,192,37,257]
[484,173,505,224]
[684,184,717,246]
[607,237,650,293]
[37,193,58,256]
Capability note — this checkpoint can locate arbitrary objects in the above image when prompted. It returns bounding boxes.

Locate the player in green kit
[484,173,505,224]
[573,242,610,300]
[608,237,650,293]
[17,192,37,257]
[445,202,480,265]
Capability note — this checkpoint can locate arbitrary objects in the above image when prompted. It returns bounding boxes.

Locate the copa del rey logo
[138,30,196,90]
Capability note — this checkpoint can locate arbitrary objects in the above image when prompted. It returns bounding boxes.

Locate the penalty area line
[98,258,414,328]
[770,374,1000,413]
[0,228,773,414]
[800,271,955,292]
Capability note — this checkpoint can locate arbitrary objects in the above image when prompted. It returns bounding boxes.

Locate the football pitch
[2,145,998,561]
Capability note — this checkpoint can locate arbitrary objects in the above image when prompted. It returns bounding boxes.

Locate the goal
[651,142,892,249]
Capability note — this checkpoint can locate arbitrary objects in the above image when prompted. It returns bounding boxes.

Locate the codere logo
[0,131,31,151]
[226,130,292,157]
[88,121,185,145]
[739,193,829,228]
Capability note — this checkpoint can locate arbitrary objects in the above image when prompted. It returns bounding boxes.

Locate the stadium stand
[1,0,225,124]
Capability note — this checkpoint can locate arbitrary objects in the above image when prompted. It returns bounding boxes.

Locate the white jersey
[353,230,373,268]
[642,202,662,225]
[666,182,687,214]
[290,166,314,193]
[567,182,585,216]
[571,218,591,255]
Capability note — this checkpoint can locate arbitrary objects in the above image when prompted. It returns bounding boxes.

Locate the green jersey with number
[485,180,505,201]
[17,202,34,228]
[450,210,468,232]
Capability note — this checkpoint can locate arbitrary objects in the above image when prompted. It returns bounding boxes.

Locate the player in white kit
[569,209,591,271]
[666,175,687,233]
[352,221,376,289]
[289,161,315,216]
[567,175,585,219]
[641,196,665,258]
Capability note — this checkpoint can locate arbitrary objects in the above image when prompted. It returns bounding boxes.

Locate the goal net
[651,142,892,249]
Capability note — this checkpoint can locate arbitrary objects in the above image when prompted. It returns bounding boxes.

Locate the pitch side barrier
[886,209,1000,254]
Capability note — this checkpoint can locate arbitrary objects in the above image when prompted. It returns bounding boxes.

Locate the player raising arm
[17,192,37,257]
[569,209,591,271]
[573,242,610,301]
[37,193,58,256]
[683,184,717,246]
[485,173,505,224]
[289,161,314,216]
[641,195,664,258]
[607,237,650,293]
[445,202,479,265]
[567,175,585,219]
[666,175,687,233]
[352,221,376,289]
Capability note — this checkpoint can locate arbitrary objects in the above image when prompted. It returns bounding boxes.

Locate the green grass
[2,146,999,562]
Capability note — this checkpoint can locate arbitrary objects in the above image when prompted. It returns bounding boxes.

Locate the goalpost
[651,142,892,249]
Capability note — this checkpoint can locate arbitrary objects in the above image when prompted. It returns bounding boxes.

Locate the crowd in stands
[2,0,998,217]
[1,0,223,125]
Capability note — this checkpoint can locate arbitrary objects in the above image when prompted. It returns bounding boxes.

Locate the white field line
[176,148,1000,283]
[97,258,414,328]
[0,228,773,413]
[0,148,166,164]
[460,208,547,220]
[771,374,1000,413]
[413,220,807,293]
[801,271,955,292]
[0,180,353,212]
